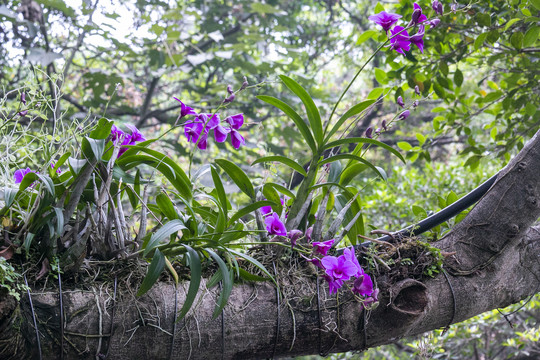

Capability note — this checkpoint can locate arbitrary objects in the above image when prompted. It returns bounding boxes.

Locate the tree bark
[2,132,540,359]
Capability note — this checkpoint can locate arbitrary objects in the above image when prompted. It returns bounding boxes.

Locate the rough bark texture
[2,132,540,359]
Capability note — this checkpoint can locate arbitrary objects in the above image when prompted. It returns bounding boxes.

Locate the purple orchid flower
[231,129,245,149]
[312,239,336,256]
[352,274,374,297]
[184,121,205,143]
[13,168,34,184]
[363,288,380,308]
[427,18,440,28]
[225,114,244,130]
[305,226,313,241]
[409,25,426,53]
[125,124,146,143]
[288,229,303,248]
[343,247,365,278]
[321,255,358,282]
[368,11,402,32]
[324,274,344,295]
[265,212,287,236]
[389,26,411,54]
[173,97,197,118]
[111,124,125,144]
[214,124,230,143]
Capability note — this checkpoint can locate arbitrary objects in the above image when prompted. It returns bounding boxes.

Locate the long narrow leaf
[264,182,296,200]
[279,75,323,146]
[206,249,233,319]
[144,219,186,256]
[228,249,277,286]
[252,156,307,177]
[228,200,276,225]
[215,159,255,199]
[325,99,376,142]
[137,249,166,296]
[177,245,202,320]
[257,95,317,153]
[323,137,405,163]
[211,165,229,217]
[318,154,385,181]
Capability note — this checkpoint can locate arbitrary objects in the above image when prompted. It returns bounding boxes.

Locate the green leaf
[263,182,296,200]
[250,2,283,14]
[325,99,376,142]
[251,156,307,177]
[36,174,55,196]
[68,157,88,175]
[454,69,464,87]
[89,117,113,139]
[215,159,255,199]
[339,164,370,186]
[118,147,192,200]
[374,68,387,84]
[397,141,413,151]
[3,187,17,207]
[523,25,539,47]
[257,95,317,153]
[237,268,267,282]
[177,245,202,320]
[505,18,522,31]
[474,32,488,50]
[356,30,378,44]
[82,137,106,161]
[228,249,276,285]
[211,166,229,216]
[144,219,186,256]
[318,154,386,181]
[279,75,323,146]
[510,32,524,49]
[206,249,233,319]
[23,233,35,254]
[262,184,282,214]
[374,2,385,13]
[531,0,540,10]
[323,137,405,163]
[164,257,179,286]
[367,87,384,100]
[53,207,64,238]
[137,249,166,296]
[156,192,178,220]
[228,200,276,225]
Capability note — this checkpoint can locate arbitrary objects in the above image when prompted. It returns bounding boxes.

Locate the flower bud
[224,93,235,104]
[411,8,421,24]
[428,18,441,27]
[415,85,421,95]
[365,127,373,138]
[19,110,28,116]
[21,92,26,105]
[381,119,387,130]
[432,0,443,15]
[398,110,410,120]
[227,84,233,94]
[413,100,419,108]
[397,95,405,108]
[241,76,249,90]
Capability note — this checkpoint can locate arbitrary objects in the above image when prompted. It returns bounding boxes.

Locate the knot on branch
[390,279,428,315]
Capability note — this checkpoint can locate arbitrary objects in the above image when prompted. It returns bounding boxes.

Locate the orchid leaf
[252,156,307,177]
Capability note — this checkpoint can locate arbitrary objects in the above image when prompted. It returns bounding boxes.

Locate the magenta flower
[389,26,411,54]
[363,288,380,307]
[111,124,125,143]
[173,97,197,118]
[214,124,230,143]
[399,110,411,120]
[184,120,205,143]
[303,255,324,270]
[13,168,34,184]
[352,274,374,297]
[409,25,425,53]
[305,226,313,241]
[432,0,443,15]
[231,129,245,149]
[288,229,303,248]
[324,275,344,295]
[197,132,209,150]
[265,212,287,236]
[125,124,146,143]
[225,114,244,130]
[343,247,365,278]
[368,11,402,32]
[411,3,428,25]
[260,204,273,216]
[321,255,358,282]
[201,113,220,130]
[312,239,336,256]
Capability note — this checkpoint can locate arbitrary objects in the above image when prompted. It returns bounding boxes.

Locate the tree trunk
[2,131,540,359]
